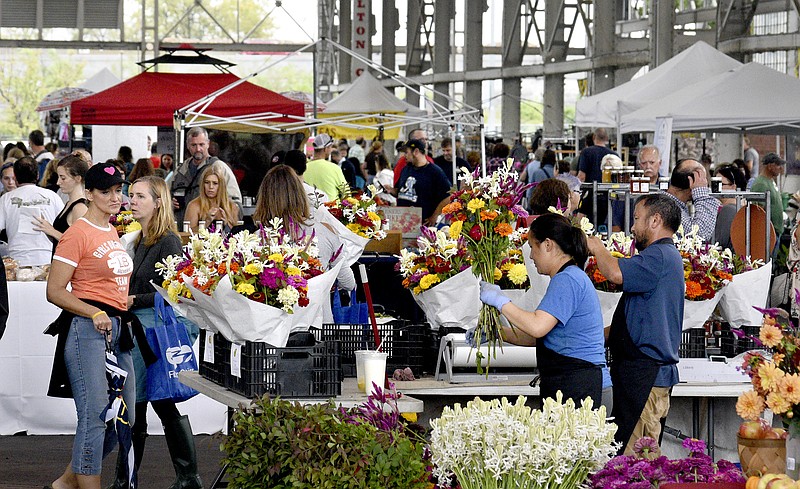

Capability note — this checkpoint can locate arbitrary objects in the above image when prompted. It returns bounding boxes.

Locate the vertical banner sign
[352,0,371,79]
[654,117,673,177]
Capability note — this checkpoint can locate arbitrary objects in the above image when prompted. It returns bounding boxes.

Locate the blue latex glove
[480,280,511,310]
[464,327,488,347]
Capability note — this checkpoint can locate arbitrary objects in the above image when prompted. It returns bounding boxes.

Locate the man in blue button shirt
[587,193,684,456]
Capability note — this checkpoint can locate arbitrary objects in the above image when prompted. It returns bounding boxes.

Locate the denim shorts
[64,315,135,476]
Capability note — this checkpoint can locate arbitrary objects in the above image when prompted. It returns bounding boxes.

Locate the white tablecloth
[0,281,227,435]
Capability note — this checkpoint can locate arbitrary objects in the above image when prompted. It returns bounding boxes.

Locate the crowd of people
[2,123,797,485]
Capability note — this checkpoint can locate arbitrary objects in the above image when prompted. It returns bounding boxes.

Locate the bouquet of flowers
[590,437,745,488]
[494,249,529,289]
[585,232,636,293]
[110,210,141,237]
[441,162,530,369]
[719,253,770,327]
[396,226,477,330]
[736,302,800,430]
[430,393,617,489]
[155,220,334,346]
[322,185,387,266]
[675,226,733,302]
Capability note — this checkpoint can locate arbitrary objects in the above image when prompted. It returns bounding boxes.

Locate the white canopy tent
[620,62,800,134]
[176,38,485,176]
[575,41,742,128]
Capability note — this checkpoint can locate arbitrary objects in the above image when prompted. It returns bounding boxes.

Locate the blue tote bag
[145,296,200,402]
[332,289,369,324]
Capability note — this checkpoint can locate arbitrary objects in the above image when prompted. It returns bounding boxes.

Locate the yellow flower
[760,323,783,348]
[346,223,362,234]
[610,251,625,258]
[758,361,786,391]
[125,222,142,233]
[268,253,284,263]
[500,262,514,271]
[494,267,502,281]
[367,211,381,223]
[736,390,765,421]
[346,197,359,205]
[448,220,463,239]
[412,286,422,295]
[779,374,800,405]
[767,391,791,414]
[419,274,441,290]
[466,198,485,213]
[286,267,302,276]
[235,282,256,295]
[243,263,262,275]
[508,263,528,285]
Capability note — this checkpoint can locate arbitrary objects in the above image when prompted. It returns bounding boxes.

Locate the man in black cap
[396,139,451,225]
[751,152,787,236]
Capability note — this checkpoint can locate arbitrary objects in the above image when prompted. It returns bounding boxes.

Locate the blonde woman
[107,175,202,489]
[183,164,240,233]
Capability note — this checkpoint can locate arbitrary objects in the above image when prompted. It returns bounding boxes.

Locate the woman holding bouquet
[479,213,606,406]
[184,165,240,233]
[107,175,203,489]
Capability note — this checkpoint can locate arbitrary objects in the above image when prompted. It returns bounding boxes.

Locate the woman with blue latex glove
[478,213,606,407]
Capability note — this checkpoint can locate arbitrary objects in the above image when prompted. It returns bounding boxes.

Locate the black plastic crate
[718,329,737,357]
[736,325,763,354]
[198,329,225,385]
[680,327,707,359]
[215,336,341,398]
[313,321,429,377]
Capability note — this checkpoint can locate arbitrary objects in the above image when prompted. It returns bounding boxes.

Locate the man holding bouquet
[587,193,685,456]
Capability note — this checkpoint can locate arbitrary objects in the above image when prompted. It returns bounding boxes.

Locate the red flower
[298,295,310,307]
[469,224,482,240]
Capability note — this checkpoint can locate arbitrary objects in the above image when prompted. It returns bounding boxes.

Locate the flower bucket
[413,267,479,331]
[736,435,785,477]
[683,293,724,331]
[718,263,771,328]
[521,242,550,307]
[597,290,622,327]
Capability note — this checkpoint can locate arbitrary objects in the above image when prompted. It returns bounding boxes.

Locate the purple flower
[633,436,659,457]
[259,267,286,289]
[681,437,707,455]
[286,274,307,289]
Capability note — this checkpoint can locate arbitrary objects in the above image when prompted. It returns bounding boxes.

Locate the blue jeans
[64,315,135,476]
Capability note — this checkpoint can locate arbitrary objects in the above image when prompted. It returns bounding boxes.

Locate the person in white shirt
[0,156,65,266]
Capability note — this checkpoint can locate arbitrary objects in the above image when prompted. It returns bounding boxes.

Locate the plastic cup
[363,351,387,395]
[355,350,368,392]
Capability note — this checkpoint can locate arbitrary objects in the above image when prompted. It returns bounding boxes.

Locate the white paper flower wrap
[718,262,771,327]
[413,267,480,331]
[682,292,725,331]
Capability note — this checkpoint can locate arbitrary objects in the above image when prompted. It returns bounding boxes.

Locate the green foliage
[0,50,84,139]
[222,396,429,489]
[248,64,314,94]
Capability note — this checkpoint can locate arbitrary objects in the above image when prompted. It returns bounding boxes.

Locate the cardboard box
[364,230,402,254]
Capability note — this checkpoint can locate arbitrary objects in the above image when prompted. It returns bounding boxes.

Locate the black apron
[608,278,665,454]
[535,262,603,406]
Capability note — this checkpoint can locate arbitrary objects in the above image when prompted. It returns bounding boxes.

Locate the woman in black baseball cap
[46,161,135,489]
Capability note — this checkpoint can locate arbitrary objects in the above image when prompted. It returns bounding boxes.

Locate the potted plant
[222,385,429,488]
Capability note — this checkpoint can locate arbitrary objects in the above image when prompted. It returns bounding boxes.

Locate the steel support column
[592,0,616,95]
[405,0,423,107]
[464,0,488,112]
[381,0,399,74]
[543,0,567,138]
[433,0,453,108]
[650,0,674,68]
[502,0,523,141]
[339,0,352,84]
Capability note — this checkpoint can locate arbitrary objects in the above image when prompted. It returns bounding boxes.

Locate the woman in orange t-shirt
[46,162,134,489]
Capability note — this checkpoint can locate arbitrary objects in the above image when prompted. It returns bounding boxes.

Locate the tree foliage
[0,50,85,139]
[127,0,275,42]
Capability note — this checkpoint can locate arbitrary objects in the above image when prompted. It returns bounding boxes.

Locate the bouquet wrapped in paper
[322,185,387,266]
[110,210,141,237]
[396,226,477,330]
[441,162,531,370]
[585,232,635,326]
[718,254,769,327]
[676,226,733,330]
[155,221,334,346]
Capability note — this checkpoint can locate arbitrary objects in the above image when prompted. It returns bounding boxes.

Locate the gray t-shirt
[745,147,760,176]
